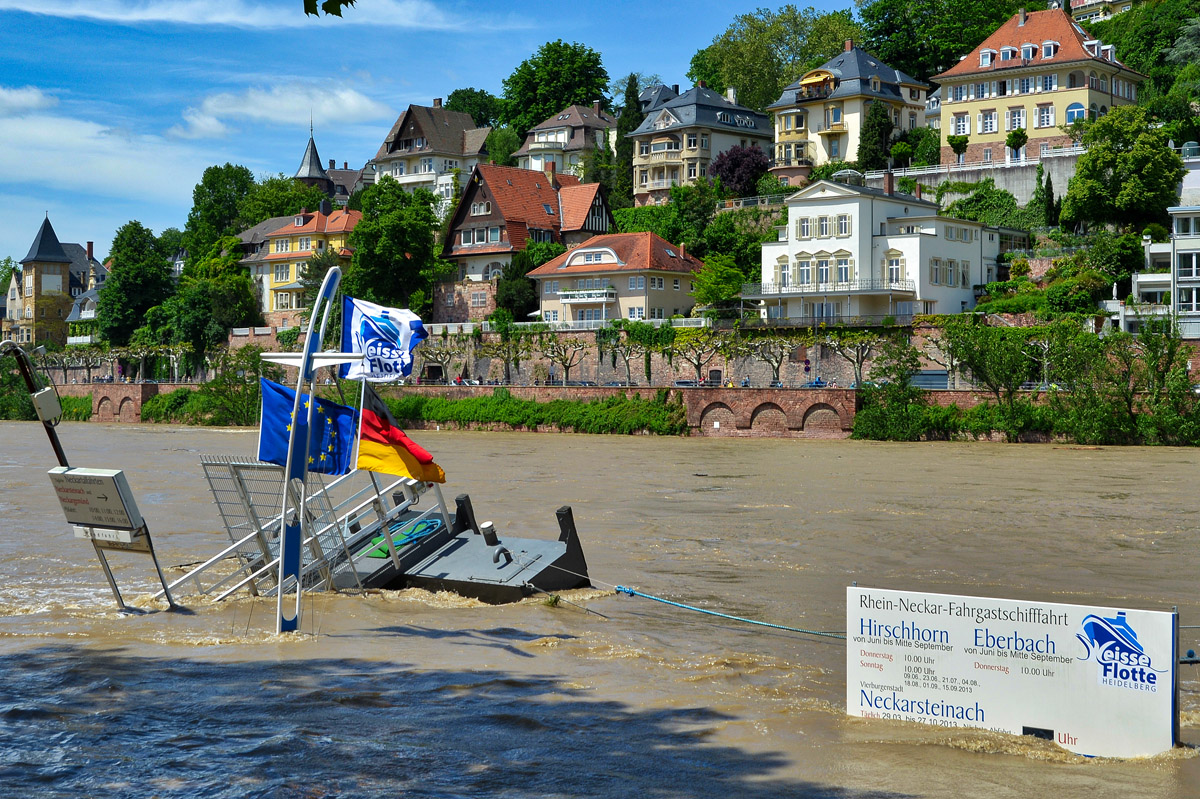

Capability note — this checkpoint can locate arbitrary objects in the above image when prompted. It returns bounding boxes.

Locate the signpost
[48,466,176,610]
[847,586,1178,758]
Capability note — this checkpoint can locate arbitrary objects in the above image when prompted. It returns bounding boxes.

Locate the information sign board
[48,467,144,531]
[846,587,1177,758]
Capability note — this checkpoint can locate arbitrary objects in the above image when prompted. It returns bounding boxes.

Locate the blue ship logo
[1075,611,1165,689]
[357,311,425,376]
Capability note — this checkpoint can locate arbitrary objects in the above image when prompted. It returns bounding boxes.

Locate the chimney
[343,161,348,169]
[545,161,558,188]
[433,97,442,108]
[329,158,335,169]
[86,241,93,261]
[593,100,601,116]
[672,84,679,94]
[884,171,894,196]
[1018,7,1026,25]
[915,183,922,200]
[845,39,853,52]
[319,199,332,215]
[698,80,706,89]
[725,86,737,104]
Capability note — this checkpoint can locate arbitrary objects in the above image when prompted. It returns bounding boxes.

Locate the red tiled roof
[559,183,601,232]
[933,8,1141,81]
[479,164,581,227]
[264,209,361,238]
[527,232,704,277]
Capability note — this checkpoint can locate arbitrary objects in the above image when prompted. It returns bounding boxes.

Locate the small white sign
[48,467,144,531]
[846,587,1177,758]
[73,526,151,552]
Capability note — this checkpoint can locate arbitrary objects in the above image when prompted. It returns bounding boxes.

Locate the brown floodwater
[0,421,1197,798]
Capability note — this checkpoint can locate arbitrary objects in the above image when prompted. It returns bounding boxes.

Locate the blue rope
[615,586,846,640]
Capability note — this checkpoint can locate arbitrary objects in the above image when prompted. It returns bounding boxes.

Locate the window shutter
[1005,111,1011,131]
[976,113,982,134]
[1053,74,1059,90]
[1050,106,1056,126]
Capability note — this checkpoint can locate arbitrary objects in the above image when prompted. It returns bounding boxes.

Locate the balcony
[388,172,436,186]
[769,155,813,169]
[637,149,684,164]
[559,288,618,304]
[642,179,680,191]
[78,308,96,320]
[528,141,565,152]
[67,335,94,346]
[742,278,917,297]
[817,122,845,135]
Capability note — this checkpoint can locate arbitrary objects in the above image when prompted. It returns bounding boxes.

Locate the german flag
[357,384,446,483]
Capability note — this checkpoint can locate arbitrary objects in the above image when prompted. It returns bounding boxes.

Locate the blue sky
[0,0,844,263]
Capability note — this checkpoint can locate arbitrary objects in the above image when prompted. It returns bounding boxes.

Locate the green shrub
[58,395,92,422]
[141,388,197,423]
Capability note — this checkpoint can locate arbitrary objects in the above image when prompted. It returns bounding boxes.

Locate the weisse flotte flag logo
[1075,611,1167,690]
[339,296,428,381]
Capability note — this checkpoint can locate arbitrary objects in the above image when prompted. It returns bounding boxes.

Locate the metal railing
[559,288,618,303]
[719,194,787,211]
[864,145,1087,179]
[732,314,915,329]
[743,278,916,296]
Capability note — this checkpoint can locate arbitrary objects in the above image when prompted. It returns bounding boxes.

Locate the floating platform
[158,456,590,606]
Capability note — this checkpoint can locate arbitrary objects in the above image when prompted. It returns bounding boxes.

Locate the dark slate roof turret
[21,216,73,265]
[295,135,331,182]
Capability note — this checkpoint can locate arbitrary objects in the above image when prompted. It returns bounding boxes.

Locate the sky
[0,0,845,263]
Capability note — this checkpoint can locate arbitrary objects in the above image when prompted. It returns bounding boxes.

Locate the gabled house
[639,84,679,113]
[527,231,704,325]
[238,215,297,315]
[2,217,103,346]
[65,258,110,346]
[933,7,1144,165]
[295,132,367,206]
[627,84,771,206]
[258,201,360,327]
[369,99,490,216]
[749,177,1026,324]
[513,102,616,176]
[767,40,928,185]
[438,164,614,323]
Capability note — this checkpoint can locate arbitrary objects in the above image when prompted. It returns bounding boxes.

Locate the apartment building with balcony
[513,102,616,176]
[439,164,614,322]
[627,85,771,206]
[767,41,928,185]
[749,176,1024,324]
[933,7,1144,166]
[3,217,104,346]
[1070,0,1135,22]
[369,99,490,216]
[257,202,360,327]
[527,231,704,325]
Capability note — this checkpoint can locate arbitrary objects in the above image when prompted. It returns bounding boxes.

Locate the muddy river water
[0,421,1197,798]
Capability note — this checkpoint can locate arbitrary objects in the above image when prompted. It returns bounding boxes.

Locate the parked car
[799,377,827,389]
[603,381,637,387]
[768,380,785,388]
[672,379,698,387]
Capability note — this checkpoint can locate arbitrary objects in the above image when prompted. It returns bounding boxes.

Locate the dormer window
[1001,47,1016,61]
[1043,41,1058,58]
[1021,44,1036,60]
[980,50,994,66]
[294,216,304,226]
[871,78,880,91]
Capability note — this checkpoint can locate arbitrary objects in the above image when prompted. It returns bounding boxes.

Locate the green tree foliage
[903,126,942,167]
[0,256,17,294]
[689,7,862,112]
[445,87,502,128]
[858,0,1033,82]
[157,228,184,263]
[183,163,255,267]
[890,141,913,167]
[525,242,567,267]
[495,251,539,321]
[852,335,927,440]
[303,0,354,16]
[709,145,770,197]
[942,178,1039,230]
[144,274,262,365]
[941,317,1034,415]
[298,246,343,323]
[482,309,533,383]
[946,134,969,161]
[691,254,748,315]
[857,101,895,171]
[187,235,244,280]
[197,345,283,426]
[97,221,172,346]
[485,125,522,167]
[808,160,861,181]
[237,174,329,230]
[1005,127,1028,156]
[500,40,609,136]
[344,177,451,315]
[669,178,721,255]
[666,328,731,382]
[613,74,643,210]
[1061,106,1185,230]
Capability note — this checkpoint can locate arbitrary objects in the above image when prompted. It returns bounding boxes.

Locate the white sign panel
[48,467,144,531]
[847,587,1177,758]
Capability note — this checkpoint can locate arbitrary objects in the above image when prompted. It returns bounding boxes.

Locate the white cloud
[0,0,472,30]
[0,86,58,116]
[169,84,392,139]
[0,113,212,207]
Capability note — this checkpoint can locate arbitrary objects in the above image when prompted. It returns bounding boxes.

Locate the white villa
[749,177,1026,323]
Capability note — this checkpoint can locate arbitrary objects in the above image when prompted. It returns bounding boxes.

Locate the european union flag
[257,378,357,476]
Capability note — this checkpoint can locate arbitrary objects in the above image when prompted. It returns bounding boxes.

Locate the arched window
[1089,102,1099,121]
[1066,103,1086,123]
[485,262,504,281]
[1099,105,1108,116]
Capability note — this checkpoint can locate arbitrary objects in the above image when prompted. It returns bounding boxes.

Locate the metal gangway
[154,456,451,603]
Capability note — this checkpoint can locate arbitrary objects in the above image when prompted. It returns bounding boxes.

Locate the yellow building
[1070,0,1135,23]
[932,7,1144,166]
[260,202,360,326]
[768,41,927,185]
